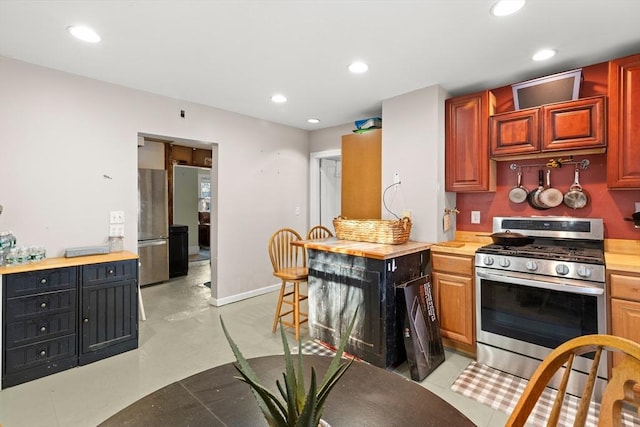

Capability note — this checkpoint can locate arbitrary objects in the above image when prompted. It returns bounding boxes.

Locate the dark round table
[99,355,474,426]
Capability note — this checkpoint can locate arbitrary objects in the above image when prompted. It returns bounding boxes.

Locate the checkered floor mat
[451,361,640,426]
[292,339,362,362]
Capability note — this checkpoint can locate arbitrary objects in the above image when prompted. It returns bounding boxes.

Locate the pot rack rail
[509,157,590,172]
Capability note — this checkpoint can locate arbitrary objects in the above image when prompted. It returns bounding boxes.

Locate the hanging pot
[563,168,589,209]
[508,171,528,204]
[527,170,550,210]
[490,231,534,246]
[539,169,564,208]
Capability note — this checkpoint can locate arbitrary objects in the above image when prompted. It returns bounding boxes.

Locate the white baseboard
[208,282,281,307]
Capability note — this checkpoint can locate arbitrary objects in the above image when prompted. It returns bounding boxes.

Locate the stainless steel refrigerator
[138,168,170,286]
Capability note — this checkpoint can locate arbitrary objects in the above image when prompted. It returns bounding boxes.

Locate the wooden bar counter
[295,238,432,368]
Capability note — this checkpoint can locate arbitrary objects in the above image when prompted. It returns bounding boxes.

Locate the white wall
[0,56,309,304]
[309,123,353,153]
[382,85,456,243]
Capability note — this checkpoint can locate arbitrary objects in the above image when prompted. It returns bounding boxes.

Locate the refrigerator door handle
[138,239,168,248]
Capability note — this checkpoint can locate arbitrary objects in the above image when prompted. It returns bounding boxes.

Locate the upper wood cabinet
[445,91,496,192]
[490,96,606,158]
[608,54,640,189]
[341,129,382,218]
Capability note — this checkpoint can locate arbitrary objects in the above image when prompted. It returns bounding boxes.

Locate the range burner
[479,242,605,264]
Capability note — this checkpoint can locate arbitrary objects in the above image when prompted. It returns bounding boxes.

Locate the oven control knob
[577,266,591,278]
[498,258,510,268]
[483,256,494,266]
[555,264,570,275]
[525,260,538,271]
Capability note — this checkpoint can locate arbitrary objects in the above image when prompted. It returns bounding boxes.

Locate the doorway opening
[309,149,341,228]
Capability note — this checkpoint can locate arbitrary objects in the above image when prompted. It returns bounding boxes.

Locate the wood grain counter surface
[294,238,431,260]
[0,251,138,275]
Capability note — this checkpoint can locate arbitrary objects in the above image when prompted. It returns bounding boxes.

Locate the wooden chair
[506,334,640,427]
[268,228,308,341]
[306,225,334,240]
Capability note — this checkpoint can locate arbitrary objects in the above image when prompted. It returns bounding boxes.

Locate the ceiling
[1,1,639,131]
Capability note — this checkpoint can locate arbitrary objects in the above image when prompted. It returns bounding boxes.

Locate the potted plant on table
[220,313,357,427]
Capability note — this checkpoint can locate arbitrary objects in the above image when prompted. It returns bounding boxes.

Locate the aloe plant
[220,312,357,427]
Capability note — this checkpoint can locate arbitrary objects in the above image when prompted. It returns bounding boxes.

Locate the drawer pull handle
[40,302,47,309]
[84,318,89,323]
[39,350,47,357]
[40,326,47,333]
[40,278,47,285]
[108,269,115,275]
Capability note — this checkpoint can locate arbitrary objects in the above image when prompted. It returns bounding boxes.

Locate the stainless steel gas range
[475,216,606,398]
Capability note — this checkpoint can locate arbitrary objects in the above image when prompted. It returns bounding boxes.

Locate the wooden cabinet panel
[610,298,640,366]
[341,129,381,218]
[431,253,473,276]
[608,54,640,189]
[432,271,474,346]
[541,96,606,151]
[610,273,640,300]
[490,108,540,157]
[445,91,496,192]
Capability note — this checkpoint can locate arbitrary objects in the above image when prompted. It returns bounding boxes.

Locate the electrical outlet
[635,202,640,212]
[471,211,481,224]
[110,210,125,224]
[295,206,301,216]
[109,224,125,237]
[401,209,412,219]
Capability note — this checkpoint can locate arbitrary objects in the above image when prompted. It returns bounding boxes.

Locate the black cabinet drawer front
[82,260,137,285]
[5,290,76,321]
[5,311,77,349]
[4,268,77,297]
[4,335,77,375]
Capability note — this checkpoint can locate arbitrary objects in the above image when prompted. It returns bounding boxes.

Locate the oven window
[480,279,598,351]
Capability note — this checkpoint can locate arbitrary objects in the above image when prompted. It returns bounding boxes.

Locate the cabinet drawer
[4,267,77,298]
[82,260,137,286]
[432,253,473,276]
[5,290,76,322]
[4,335,77,375]
[610,273,640,302]
[5,311,76,349]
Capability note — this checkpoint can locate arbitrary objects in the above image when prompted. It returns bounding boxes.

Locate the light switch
[471,211,481,224]
[110,210,125,223]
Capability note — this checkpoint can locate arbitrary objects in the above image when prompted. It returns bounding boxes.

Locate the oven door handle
[476,271,604,296]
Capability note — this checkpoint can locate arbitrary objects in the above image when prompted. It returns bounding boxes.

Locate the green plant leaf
[221,316,279,425]
[279,319,299,421]
[295,367,318,427]
[233,365,288,427]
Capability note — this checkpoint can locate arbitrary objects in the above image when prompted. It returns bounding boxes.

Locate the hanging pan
[563,167,589,209]
[527,169,550,210]
[508,170,528,204]
[539,169,564,208]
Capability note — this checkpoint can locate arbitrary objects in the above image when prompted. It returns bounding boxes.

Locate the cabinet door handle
[40,278,47,285]
[40,326,47,333]
[40,302,47,309]
[39,350,47,357]
[108,269,115,275]
[83,318,89,323]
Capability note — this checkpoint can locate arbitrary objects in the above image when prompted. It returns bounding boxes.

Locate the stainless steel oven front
[475,265,607,397]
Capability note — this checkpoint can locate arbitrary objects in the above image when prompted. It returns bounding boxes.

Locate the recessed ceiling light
[271,94,287,103]
[67,25,101,43]
[490,0,526,17]
[307,118,320,124]
[532,49,556,61]
[348,61,368,74]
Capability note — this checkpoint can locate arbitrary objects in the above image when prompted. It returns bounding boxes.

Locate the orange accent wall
[455,154,640,239]
[455,60,640,240]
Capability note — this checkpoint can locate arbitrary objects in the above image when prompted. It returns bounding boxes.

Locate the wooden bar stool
[306,225,333,240]
[268,228,308,340]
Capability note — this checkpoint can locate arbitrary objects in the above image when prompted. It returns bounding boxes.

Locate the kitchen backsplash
[455,153,640,240]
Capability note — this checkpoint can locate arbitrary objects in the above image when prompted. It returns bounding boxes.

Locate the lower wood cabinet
[431,252,475,355]
[608,270,640,367]
[307,248,428,368]
[2,259,138,388]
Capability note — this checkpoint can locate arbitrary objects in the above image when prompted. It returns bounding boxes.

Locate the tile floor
[0,260,508,426]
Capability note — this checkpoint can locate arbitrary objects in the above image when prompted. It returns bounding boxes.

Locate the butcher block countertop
[430,231,492,257]
[294,238,431,260]
[605,238,640,274]
[0,251,138,275]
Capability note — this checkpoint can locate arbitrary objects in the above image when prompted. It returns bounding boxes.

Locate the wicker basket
[333,217,412,245]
